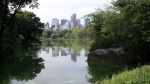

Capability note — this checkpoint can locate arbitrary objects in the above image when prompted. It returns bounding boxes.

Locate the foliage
[42,28,87,39]
[42,30,53,38]
[97,65,150,84]
[87,0,150,83]
[12,11,44,44]
[86,9,105,41]
[87,61,131,83]
[42,39,90,51]
[0,0,39,40]
[87,0,150,56]
[0,46,45,84]
[0,0,43,57]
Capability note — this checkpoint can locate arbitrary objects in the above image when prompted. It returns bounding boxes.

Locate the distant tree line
[42,28,87,39]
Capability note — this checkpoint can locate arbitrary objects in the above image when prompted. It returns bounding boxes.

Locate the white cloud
[24,0,112,24]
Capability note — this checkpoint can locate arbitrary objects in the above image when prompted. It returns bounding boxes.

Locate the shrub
[96,65,150,84]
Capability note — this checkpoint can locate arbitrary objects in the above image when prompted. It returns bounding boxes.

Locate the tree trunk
[0,0,8,40]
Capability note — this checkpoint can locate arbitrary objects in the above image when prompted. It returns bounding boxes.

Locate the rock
[88,47,127,64]
[91,49,109,56]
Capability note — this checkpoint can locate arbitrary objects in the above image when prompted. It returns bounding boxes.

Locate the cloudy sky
[25,0,112,24]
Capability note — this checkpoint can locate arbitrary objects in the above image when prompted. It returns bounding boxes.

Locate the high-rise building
[44,22,50,30]
[84,18,90,27]
[61,19,67,26]
[61,21,70,30]
[76,19,81,28]
[52,18,59,30]
[71,14,77,28]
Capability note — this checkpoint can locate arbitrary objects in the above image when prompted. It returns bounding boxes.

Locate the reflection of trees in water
[0,47,45,84]
[42,39,90,51]
[87,61,133,83]
[41,39,90,62]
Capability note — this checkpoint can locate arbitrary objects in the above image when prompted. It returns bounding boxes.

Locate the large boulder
[88,47,128,64]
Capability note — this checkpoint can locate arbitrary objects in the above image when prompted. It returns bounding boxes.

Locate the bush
[96,65,150,84]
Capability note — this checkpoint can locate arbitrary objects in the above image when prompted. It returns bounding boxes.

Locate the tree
[11,11,44,44]
[42,30,53,38]
[0,0,39,40]
[86,9,105,40]
[114,0,150,52]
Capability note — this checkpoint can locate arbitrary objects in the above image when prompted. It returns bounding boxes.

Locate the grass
[96,65,150,84]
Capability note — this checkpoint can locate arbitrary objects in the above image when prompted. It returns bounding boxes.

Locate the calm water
[11,39,92,84]
[0,39,130,84]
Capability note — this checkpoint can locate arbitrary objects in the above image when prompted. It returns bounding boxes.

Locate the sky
[25,0,112,24]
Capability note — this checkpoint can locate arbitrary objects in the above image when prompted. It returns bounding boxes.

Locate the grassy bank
[96,65,150,84]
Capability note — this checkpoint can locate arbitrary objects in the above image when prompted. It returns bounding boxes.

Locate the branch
[6,5,21,27]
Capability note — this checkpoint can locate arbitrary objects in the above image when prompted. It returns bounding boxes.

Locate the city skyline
[44,13,84,30]
[24,0,112,24]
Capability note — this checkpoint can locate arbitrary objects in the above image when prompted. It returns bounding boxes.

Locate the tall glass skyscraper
[71,14,77,28]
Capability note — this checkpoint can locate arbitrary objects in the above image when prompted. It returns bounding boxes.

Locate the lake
[0,39,130,84]
[11,39,92,84]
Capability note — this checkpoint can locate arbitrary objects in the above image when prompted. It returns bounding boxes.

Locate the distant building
[44,22,50,30]
[76,19,81,28]
[71,14,77,28]
[62,21,70,30]
[52,18,59,30]
[61,19,68,26]
[84,18,90,27]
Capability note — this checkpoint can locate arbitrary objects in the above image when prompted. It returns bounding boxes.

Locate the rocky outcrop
[88,47,128,64]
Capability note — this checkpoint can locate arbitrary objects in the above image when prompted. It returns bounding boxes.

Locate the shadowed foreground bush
[96,65,150,84]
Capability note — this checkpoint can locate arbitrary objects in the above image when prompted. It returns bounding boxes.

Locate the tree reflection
[86,61,133,83]
[41,39,90,62]
[0,46,45,84]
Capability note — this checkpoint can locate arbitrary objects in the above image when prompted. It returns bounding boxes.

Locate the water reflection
[41,39,89,62]
[32,39,91,84]
[0,46,45,84]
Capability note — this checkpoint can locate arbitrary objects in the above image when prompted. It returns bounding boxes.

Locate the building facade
[61,19,68,26]
[44,22,50,30]
[52,18,59,30]
[71,14,77,28]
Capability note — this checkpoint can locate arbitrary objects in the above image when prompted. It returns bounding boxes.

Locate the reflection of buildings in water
[61,50,67,56]
[49,48,52,56]
[70,49,80,62]
[42,47,49,53]
[43,46,88,62]
[52,46,59,57]
[60,47,70,56]
[71,54,77,62]
[71,49,80,56]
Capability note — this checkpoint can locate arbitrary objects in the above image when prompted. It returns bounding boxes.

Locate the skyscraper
[44,22,50,30]
[84,18,90,27]
[61,19,67,26]
[52,18,59,30]
[71,14,77,28]
[76,19,81,28]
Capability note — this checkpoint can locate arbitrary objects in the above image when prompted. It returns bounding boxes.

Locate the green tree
[42,30,53,38]
[0,0,39,40]
[114,0,150,53]
[86,9,105,40]
[13,11,44,44]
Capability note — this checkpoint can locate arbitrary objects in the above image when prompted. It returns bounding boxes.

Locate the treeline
[87,0,150,57]
[42,28,87,39]
[0,0,44,57]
